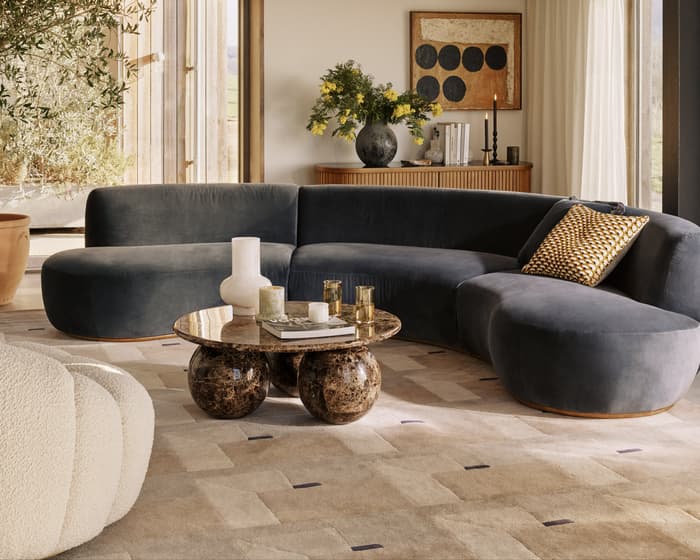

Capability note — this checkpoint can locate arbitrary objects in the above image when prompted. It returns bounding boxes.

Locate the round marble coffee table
[173,302,401,424]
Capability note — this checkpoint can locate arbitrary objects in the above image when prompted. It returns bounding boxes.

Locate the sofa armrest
[608,215,700,322]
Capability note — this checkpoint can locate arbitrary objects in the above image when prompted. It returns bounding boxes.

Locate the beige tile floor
[2,270,700,560]
[5,270,42,312]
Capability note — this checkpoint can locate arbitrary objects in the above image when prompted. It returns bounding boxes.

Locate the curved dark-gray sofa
[42,184,700,418]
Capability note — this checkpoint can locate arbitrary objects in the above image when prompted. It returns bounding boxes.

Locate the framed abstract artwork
[410,12,522,110]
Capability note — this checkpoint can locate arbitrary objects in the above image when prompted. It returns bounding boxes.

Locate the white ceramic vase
[219,237,271,315]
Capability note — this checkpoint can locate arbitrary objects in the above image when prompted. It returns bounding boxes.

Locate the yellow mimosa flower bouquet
[307,60,442,146]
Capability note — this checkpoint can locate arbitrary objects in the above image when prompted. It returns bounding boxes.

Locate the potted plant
[0,213,29,305]
[307,60,443,167]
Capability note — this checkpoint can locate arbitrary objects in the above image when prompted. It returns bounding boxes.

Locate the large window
[635,0,663,211]
[227,1,239,180]
[0,1,260,231]
[122,0,243,184]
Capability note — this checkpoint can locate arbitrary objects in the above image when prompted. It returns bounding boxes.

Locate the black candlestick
[492,95,500,164]
[491,129,500,164]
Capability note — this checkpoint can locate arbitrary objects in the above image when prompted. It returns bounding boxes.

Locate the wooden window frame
[239,0,264,182]
[663,0,700,224]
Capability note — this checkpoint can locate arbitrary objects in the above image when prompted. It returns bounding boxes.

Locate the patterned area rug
[2,310,700,560]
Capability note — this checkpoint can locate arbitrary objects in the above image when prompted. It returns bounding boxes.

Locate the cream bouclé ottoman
[0,338,154,560]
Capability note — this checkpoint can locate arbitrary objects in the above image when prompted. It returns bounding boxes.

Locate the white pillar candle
[308,302,329,323]
[259,286,285,319]
[231,237,260,276]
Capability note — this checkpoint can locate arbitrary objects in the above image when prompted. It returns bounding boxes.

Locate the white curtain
[580,0,628,202]
[526,0,628,202]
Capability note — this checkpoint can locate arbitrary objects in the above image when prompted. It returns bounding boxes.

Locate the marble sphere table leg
[265,351,303,397]
[298,346,381,424]
[188,345,269,419]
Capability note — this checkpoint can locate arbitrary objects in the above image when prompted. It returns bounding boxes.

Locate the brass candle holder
[323,279,343,317]
[354,285,375,324]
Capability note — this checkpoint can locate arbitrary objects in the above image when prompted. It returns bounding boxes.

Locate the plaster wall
[264,0,527,184]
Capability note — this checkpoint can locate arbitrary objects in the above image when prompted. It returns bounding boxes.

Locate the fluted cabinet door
[314,163,532,192]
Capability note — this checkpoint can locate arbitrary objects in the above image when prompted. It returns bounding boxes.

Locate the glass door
[122,0,239,184]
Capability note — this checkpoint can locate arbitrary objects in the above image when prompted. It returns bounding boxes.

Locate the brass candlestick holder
[481,148,492,166]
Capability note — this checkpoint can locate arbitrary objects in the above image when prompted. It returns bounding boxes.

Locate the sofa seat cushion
[457,272,700,415]
[42,242,294,339]
[288,243,518,346]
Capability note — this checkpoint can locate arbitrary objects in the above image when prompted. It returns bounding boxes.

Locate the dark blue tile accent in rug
[293,482,321,489]
[543,519,574,527]
[400,420,425,424]
[351,544,384,551]
[464,464,490,470]
[479,376,499,381]
[162,342,181,346]
[247,435,273,441]
[617,448,642,454]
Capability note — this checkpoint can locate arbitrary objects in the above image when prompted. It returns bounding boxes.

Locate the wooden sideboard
[314,162,532,192]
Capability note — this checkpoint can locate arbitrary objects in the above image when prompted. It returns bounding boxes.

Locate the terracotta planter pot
[0,213,30,305]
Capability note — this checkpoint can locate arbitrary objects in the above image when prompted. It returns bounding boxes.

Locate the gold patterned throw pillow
[522,204,650,287]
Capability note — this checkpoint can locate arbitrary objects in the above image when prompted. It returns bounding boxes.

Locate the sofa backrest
[297,185,561,257]
[85,184,299,247]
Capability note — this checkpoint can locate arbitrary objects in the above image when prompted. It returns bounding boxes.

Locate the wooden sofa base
[517,398,674,419]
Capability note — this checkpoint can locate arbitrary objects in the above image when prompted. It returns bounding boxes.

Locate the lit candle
[308,302,329,323]
[259,286,285,320]
[484,113,489,150]
[493,94,498,136]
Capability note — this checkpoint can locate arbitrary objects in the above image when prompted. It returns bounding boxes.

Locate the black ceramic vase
[355,121,397,167]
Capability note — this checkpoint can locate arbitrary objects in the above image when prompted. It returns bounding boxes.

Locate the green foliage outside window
[0,0,155,188]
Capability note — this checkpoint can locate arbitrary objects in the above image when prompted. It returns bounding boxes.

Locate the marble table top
[173,301,401,353]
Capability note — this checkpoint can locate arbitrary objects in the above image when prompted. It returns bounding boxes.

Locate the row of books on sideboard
[436,122,471,166]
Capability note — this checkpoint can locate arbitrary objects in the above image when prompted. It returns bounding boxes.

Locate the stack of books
[262,316,356,340]
[437,122,471,166]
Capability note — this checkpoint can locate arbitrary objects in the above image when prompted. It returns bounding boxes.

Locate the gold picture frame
[410,11,522,110]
